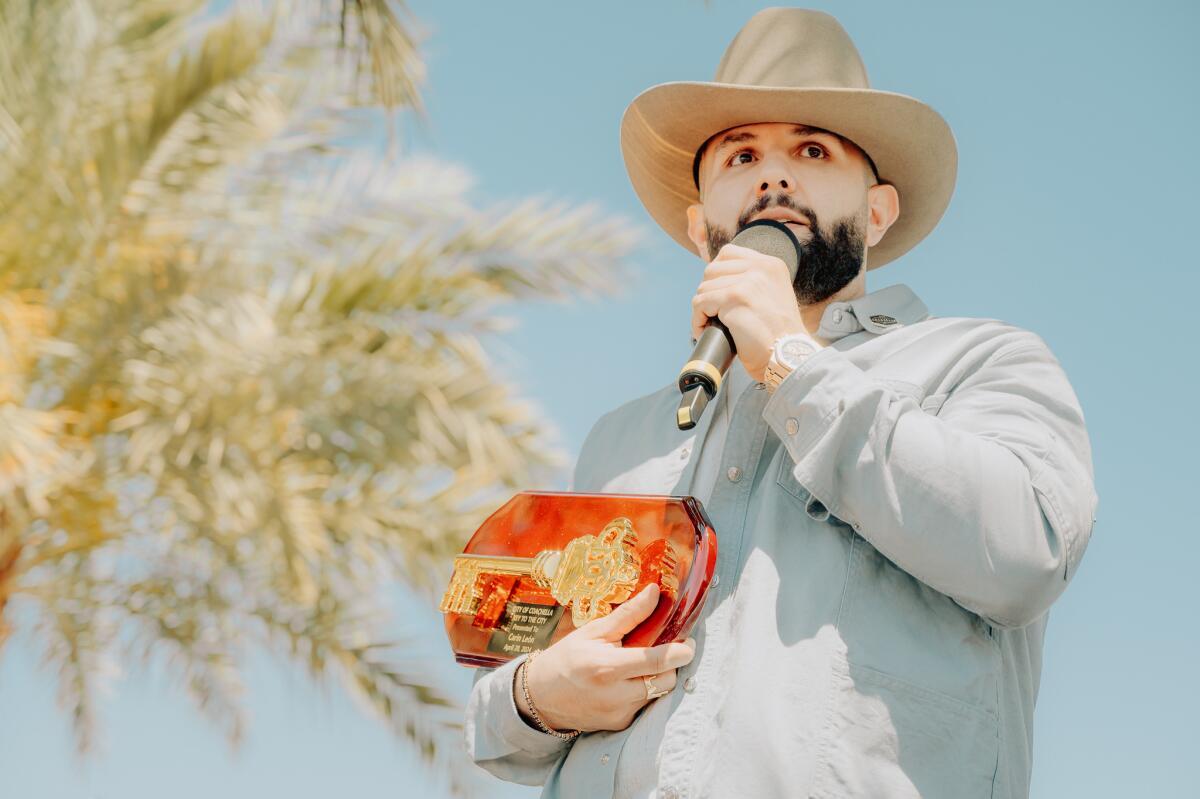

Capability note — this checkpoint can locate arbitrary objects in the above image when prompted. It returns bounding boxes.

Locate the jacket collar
[815,283,930,342]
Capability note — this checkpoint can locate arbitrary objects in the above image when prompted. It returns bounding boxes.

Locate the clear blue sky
[3,1,1196,797]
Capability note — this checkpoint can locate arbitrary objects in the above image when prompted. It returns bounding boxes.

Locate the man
[465,8,1098,799]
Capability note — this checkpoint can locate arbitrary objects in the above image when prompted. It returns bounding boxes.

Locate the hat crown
[714,8,870,91]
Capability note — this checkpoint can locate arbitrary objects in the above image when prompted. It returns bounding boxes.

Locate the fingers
[691,306,716,342]
[609,637,696,680]
[708,242,763,265]
[703,244,787,280]
[701,251,750,279]
[691,287,740,341]
[624,668,678,703]
[585,583,661,641]
[690,278,743,340]
[691,267,769,340]
[692,285,739,316]
[695,274,743,297]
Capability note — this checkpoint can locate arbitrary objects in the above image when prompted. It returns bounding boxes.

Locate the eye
[726,149,756,167]
[800,143,828,159]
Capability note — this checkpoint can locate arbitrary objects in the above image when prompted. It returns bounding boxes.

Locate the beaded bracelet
[518,650,581,741]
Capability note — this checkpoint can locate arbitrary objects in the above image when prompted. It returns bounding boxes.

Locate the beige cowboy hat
[620,7,957,271]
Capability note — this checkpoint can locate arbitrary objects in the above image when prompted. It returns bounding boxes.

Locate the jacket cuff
[762,345,861,486]
[470,653,573,759]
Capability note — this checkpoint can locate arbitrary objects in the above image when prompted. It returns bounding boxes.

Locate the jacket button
[727,466,742,482]
[684,676,697,692]
[711,573,720,588]
[661,788,680,799]
[785,417,799,435]
[600,754,610,765]
[832,309,844,323]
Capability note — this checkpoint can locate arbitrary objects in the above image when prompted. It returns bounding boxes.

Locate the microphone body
[676,219,804,430]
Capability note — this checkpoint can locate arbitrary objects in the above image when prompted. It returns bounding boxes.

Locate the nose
[756,152,793,196]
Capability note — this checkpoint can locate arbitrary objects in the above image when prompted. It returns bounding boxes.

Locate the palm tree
[0,0,636,794]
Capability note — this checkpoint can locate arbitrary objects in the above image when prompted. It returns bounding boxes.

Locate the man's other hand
[516,583,697,733]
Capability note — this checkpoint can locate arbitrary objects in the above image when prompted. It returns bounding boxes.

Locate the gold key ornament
[440,517,671,628]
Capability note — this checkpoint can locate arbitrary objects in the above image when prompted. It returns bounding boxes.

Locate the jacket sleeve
[462,429,607,783]
[464,652,571,785]
[762,336,1099,629]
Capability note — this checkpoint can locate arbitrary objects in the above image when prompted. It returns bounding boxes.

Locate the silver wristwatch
[763,333,819,394]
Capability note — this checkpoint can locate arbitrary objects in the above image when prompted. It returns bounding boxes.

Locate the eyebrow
[792,124,840,144]
[709,131,757,159]
[709,125,842,160]
[696,124,854,189]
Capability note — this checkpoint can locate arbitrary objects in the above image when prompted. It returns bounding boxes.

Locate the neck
[798,272,866,346]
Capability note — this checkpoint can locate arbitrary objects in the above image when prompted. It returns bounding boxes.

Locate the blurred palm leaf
[0,1,637,794]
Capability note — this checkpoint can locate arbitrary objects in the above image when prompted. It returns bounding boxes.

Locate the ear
[864,183,900,249]
[686,202,711,261]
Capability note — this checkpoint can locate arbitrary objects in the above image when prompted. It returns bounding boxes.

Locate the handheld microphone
[676,218,804,430]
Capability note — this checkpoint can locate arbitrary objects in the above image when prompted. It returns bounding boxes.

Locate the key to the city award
[441,491,718,668]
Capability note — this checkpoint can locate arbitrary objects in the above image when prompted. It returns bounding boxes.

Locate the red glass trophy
[441,492,718,668]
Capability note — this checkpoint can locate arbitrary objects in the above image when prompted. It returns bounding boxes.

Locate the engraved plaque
[486,601,566,657]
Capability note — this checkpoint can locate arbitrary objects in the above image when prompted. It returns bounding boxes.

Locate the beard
[705,193,867,306]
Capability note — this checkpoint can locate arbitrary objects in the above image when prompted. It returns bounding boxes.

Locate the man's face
[686,122,897,305]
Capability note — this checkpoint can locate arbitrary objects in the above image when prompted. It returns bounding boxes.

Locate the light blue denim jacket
[465,283,1098,799]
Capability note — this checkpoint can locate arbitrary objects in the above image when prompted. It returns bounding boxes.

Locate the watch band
[764,333,818,394]
[763,352,792,395]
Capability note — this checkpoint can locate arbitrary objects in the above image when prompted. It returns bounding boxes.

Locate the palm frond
[0,2,640,794]
[337,0,427,114]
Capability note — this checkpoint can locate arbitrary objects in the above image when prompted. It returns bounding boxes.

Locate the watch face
[779,337,816,368]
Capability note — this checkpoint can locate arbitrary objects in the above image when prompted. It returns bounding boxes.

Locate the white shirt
[613,357,754,799]
[689,358,756,509]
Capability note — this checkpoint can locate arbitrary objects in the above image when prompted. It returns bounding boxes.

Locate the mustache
[736,193,819,232]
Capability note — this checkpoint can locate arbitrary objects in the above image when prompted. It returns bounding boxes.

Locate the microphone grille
[730,219,803,281]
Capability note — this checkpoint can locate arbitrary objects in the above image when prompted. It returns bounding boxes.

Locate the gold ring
[643,674,670,700]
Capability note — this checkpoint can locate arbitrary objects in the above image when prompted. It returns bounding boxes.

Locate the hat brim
[620,82,957,270]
